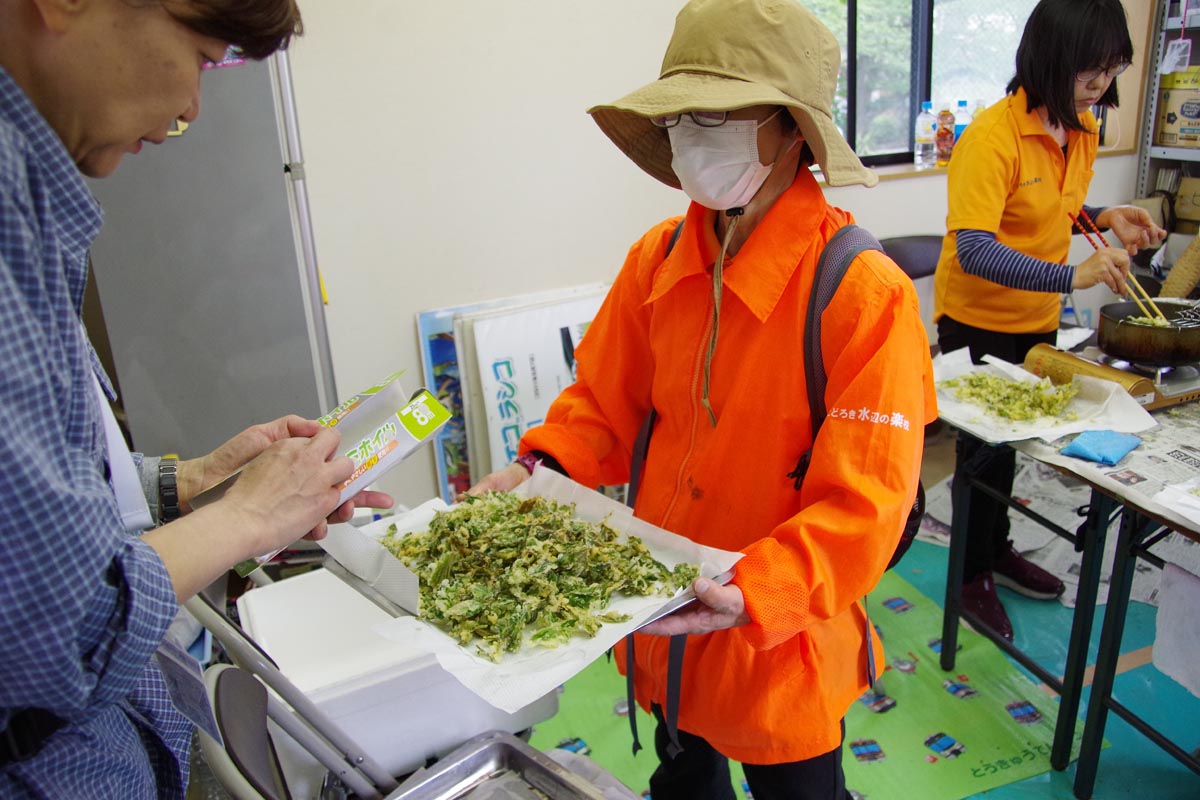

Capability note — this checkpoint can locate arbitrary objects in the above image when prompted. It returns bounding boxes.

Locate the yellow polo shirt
[934,87,1098,333]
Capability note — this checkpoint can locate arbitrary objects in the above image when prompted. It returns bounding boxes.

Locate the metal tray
[384,731,609,799]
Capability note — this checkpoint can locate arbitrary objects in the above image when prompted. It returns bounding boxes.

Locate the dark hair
[778,107,816,166]
[162,0,303,60]
[1006,0,1132,131]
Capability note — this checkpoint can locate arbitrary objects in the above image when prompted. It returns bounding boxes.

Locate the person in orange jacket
[470,1,936,797]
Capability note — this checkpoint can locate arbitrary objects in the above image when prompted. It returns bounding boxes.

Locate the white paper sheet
[1055,327,1094,351]
[1153,477,1200,527]
[1153,564,1200,698]
[360,468,743,713]
[933,348,1157,444]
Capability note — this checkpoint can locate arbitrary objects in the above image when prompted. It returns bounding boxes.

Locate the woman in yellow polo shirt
[933,0,1165,641]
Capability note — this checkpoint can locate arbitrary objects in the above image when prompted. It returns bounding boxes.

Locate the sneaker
[994,546,1065,600]
[960,573,1014,641]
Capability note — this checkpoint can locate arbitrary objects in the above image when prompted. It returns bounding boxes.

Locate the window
[807,0,1040,166]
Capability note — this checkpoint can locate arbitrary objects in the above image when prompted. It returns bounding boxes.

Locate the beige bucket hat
[588,0,877,189]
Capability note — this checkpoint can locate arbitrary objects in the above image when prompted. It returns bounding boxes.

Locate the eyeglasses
[202,45,244,71]
[1076,62,1130,83]
[650,111,729,128]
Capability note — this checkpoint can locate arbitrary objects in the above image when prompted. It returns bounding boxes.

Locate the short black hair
[1006,0,1133,132]
[158,0,303,60]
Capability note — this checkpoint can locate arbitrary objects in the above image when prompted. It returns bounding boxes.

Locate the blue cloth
[1060,430,1142,466]
[0,68,191,798]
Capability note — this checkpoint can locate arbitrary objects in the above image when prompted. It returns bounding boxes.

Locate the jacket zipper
[660,282,716,526]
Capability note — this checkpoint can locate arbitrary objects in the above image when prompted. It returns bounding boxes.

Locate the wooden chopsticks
[1069,209,1170,324]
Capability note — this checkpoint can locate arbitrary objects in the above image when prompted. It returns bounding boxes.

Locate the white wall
[287,2,1140,509]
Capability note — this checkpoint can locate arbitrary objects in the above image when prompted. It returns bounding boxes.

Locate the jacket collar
[648,167,828,321]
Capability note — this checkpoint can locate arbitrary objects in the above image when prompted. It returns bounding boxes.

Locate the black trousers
[936,316,1057,579]
[647,704,851,800]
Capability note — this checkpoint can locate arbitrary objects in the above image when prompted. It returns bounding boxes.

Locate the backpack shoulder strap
[803,224,883,435]
[665,218,685,255]
[627,218,686,509]
[801,224,923,574]
[788,224,882,489]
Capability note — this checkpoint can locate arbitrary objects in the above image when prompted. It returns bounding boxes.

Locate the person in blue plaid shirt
[0,1,391,796]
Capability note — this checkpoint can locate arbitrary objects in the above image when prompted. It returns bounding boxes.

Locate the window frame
[844,0,934,168]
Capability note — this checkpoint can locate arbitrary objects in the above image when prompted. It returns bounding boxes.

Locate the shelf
[1165,15,1200,31]
[1150,146,1200,161]
[1139,3,1200,196]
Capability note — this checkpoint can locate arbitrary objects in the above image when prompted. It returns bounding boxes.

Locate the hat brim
[588,72,877,190]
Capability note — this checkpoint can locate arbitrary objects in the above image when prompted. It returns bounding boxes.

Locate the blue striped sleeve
[956,228,1074,293]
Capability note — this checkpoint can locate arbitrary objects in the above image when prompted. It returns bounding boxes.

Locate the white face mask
[668,109,784,210]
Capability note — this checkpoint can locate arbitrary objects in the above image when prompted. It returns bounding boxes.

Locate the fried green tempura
[940,373,1079,421]
[1124,315,1171,328]
[381,491,699,662]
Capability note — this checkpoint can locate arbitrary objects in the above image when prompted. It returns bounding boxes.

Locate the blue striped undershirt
[955,205,1106,294]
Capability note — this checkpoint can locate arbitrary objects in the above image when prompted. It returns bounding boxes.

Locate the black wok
[1096,300,1200,367]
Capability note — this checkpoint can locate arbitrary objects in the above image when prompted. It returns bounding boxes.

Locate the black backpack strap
[625,217,684,511]
[663,634,688,758]
[804,224,882,426]
[624,636,642,755]
[626,409,656,510]
[622,219,685,757]
[787,224,883,490]
[665,218,685,255]
[788,224,893,691]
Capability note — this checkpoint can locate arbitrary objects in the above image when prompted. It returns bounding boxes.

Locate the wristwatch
[158,456,181,524]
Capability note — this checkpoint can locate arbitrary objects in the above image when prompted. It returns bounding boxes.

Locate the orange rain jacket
[521,168,937,764]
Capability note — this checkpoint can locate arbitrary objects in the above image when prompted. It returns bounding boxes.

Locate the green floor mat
[530,571,1087,800]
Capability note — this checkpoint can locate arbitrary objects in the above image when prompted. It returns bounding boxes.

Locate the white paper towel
[1153,563,1200,698]
[932,348,1157,445]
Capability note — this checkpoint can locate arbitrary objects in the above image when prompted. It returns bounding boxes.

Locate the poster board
[416,283,607,501]
[464,291,606,479]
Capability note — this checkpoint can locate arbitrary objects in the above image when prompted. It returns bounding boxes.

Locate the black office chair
[879,235,943,282]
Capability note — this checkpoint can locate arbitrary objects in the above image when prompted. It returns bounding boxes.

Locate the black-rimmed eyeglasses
[1076,62,1130,83]
[650,111,729,128]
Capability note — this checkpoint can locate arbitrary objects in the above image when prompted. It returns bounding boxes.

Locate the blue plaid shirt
[0,68,192,798]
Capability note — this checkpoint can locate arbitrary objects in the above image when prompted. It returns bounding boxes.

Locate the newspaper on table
[923,458,1200,609]
[338,467,742,713]
[932,348,1156,444]
[1014,401,1200,540]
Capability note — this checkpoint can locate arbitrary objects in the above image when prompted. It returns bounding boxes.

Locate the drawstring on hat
[700,207,743,427]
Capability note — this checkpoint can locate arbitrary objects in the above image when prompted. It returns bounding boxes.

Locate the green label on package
[397,390,452,440]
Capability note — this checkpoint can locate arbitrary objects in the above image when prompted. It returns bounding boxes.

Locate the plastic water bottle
[954,100,970,142]
[972,99,987,122]
[914,101,936,170]
[935,104,956,167]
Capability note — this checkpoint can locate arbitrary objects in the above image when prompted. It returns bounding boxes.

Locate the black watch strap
[158,456,180,524]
